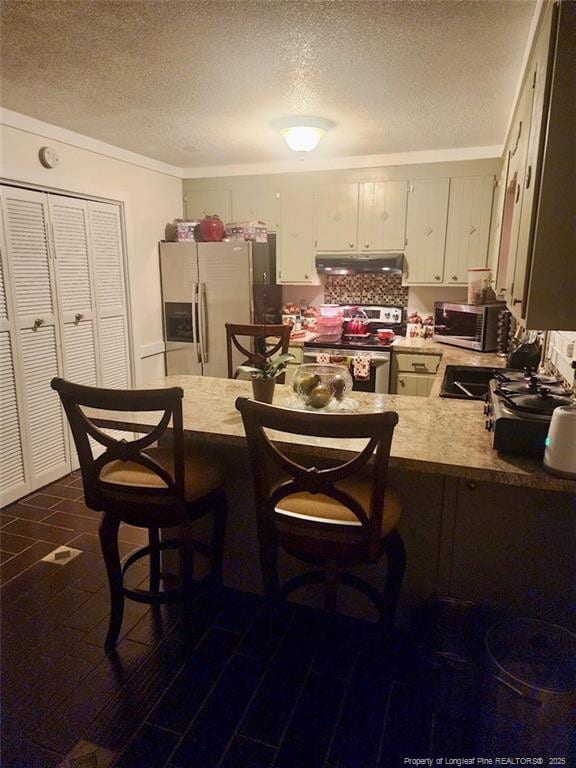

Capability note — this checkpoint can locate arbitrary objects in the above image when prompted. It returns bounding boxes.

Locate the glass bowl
[292,363,353,409]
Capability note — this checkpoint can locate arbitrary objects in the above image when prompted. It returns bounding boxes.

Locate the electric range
[303,305,405,393]
[484,369,574,456]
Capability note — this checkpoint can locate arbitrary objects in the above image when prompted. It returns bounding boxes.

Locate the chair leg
[381,529,407,627]
[179,518,197,603]
[148,527,161,594]
[259,525,280,599]
[324,559,338,613]
[99,512,123,655]
[210,490,228,587]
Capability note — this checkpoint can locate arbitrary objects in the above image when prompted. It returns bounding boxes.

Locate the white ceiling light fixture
[274,116,335,153]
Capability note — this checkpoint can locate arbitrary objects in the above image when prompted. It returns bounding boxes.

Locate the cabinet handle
[304,274,309,280]
[412,362,428,371]
[32,318,45,331]
[513,298,522,305]
[515,183,520,203]
[399,377,405,387]
[74,312,83,325]
[451,275,458,281]
[349,242,354,248]
[364,242,369,249]
[466,481,477,491]
[525,165,532,190]
[434,275,441,281]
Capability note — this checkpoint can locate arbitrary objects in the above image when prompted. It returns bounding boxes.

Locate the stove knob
[485,419,493,432]
[483,402,490,416]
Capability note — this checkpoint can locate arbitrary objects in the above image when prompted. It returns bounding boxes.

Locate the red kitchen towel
[352,355,371,381]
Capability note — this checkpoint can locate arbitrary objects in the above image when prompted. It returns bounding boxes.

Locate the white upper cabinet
[278,186,317,284]
[444,176,494,284]
[403,178,450,284]
[358,181,408,252]
[231,189,280,232]
[501,2,575,329]
[315,183,359,251]
[185,189,231,223]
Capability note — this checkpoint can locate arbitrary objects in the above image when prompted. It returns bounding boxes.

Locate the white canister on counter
[467,268,492,305]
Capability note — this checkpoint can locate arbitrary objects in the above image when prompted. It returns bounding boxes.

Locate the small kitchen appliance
[543,406,576,478]
[484,369,574,457]
[433,302,506,352]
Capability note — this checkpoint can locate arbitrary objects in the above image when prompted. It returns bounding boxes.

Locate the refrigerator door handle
[199,282,209,363]
[192,283,201,363]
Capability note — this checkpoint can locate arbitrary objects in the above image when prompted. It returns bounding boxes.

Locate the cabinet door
[0,187,70,488]
[404,179,449,284]
[503,77,535,306]
[88,202,131,389]
[186,189,231,223]
[509,10,553,320]
[231,189,280,232]
[315,183,359,251]
[359,181,407,251]
[278,187,316,283]
[0,235,28,505]
[444,176,494,284]
[395,372,434,397]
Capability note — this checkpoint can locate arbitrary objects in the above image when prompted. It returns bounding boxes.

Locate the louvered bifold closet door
[88,201,131,389]
[50,197,100,387]
[0,186,70,489]
[0,231,29,505]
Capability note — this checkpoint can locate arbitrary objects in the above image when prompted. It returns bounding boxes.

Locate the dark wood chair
[51,378,228,654]
[235,397,406,625]
[225,322,291,383]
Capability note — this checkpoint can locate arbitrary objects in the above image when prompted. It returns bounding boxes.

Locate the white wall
[0,122,182,384]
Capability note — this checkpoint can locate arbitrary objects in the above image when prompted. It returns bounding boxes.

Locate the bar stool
[226,322,291,383]
[51,378,228,654]
[235,397,406,625]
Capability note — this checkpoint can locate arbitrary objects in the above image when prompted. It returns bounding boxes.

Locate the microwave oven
[432,302,506,352]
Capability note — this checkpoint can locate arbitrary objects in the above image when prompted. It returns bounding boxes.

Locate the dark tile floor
[2,475,486,768]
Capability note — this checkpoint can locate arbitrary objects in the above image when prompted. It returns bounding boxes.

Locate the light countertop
[91,343,576,493]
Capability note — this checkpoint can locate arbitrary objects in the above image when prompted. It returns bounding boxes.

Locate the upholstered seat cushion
[99,446,224,503]
[275,476,401,537]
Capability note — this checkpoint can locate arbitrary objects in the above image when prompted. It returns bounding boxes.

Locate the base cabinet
[447,480,575,628]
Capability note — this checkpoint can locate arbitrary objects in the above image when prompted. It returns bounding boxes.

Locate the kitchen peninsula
[93,343,576,630]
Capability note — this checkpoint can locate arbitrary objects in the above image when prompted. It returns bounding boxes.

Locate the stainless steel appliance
[433,302,506,352]
[302,346,392,393]
[303,304,404,393]
[315,253,404,274]
[484,369,574,456]
[160,237,281,377]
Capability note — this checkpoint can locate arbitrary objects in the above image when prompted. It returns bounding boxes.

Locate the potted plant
[236,353,295,403]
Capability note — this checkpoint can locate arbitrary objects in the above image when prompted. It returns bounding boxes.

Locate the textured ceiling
[1,0,535,168]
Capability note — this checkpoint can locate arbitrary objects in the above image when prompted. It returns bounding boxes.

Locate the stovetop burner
[305,333,399,351]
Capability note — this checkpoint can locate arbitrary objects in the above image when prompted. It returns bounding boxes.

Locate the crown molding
[0,108,183,178]
[1,108,503,181]
[181,145,503,179]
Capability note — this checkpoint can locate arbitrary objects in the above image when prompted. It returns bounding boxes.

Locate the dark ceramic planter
[252,377,275,404]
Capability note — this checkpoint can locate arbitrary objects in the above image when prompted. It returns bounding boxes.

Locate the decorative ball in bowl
[292,364,353,409]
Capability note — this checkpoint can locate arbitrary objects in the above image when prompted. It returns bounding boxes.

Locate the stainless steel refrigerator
[159,237,281,377]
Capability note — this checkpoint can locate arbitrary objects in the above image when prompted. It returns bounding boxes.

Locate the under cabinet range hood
[315,253,404,275]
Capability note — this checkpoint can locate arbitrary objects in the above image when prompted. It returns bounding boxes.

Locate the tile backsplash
[324,274,408,306]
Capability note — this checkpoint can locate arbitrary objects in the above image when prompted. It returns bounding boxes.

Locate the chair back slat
[235,397,398,552]
[51,378,186,512]
[226,323,291,381]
